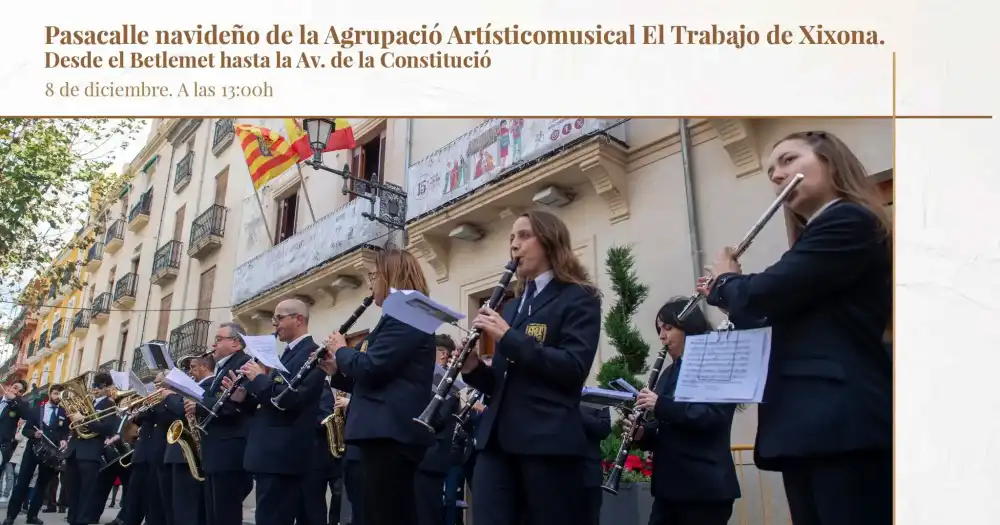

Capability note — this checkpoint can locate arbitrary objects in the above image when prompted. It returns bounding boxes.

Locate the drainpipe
[136,124,179,351]
[678,119,702,283]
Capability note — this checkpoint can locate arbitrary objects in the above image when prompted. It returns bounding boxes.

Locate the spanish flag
[235,124,298,192]
[285,118,357,160]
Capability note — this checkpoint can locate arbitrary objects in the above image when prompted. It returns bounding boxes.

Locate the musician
[456,210,602,525]
[121,373,169,525]
[413,334,463,525]
[628,298,740,525]
[0,380,28,471]
[320,249,437,525]
[163,358,213,525]
[341,422,362,525]
[65,372,119,525]
[194,322,255,525]
[2,384,68,525]
[699,130,892,525]
[223,298,326,525]
[579,404,611,525]
[297,385,335,525]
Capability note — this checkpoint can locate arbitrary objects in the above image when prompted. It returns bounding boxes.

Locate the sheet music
[673,327,772,404]
[129,371,153,396]
[109,371,130,391]
[382,288,465,334]
[163,368,205,400]
[242,335,289,373]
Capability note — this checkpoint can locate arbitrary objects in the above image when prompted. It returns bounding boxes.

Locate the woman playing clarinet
[318,249,437,525]
[698,131,892,525]
[456,210,602,525]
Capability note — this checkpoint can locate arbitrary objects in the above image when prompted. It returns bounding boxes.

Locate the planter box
[600,482,653,525]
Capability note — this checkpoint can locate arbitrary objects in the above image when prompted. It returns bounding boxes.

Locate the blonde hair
[374,248,430,296]
[512,210,597,297]
[775,130,893,242]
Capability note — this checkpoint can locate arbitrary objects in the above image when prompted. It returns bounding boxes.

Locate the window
[349,130,386,201]
[214,167,229,206]
[197,267,216,320]
[118,322,130,364]
[158,294,173,341]
[477,291,515,357]
[94,336,104,370]
[275,192,299,243]
[174,205,187,242]
[41,365,50,385]
[55,355,64,383]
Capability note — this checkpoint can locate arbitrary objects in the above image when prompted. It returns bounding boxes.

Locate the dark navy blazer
[463,279,602,457]
[579,405,611,488]
[330,314,436,451]
[636,359,740,500]
[131,402,168,465]
[22,402,70,447]
[707,201,892,469]
[67,396,119,462]
[197,350,255,474]
[243,336,327,475]
[0,397,27,443]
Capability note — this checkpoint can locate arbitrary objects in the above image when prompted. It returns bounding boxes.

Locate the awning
[142,154,160,174]
[118,183,131,199]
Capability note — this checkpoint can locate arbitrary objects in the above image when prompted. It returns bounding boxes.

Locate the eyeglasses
[214,335,236,343]
[272,313,299,324]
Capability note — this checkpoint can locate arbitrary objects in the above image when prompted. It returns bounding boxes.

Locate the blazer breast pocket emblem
[525,323,547,343]
[360,340,369,353]
[58,420,64,427]
[8,412,16,418]
[275,376,284,384]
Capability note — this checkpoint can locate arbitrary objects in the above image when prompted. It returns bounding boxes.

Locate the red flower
[624,454,642,471]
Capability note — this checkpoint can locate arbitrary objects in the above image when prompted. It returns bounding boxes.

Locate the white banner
[405,118,615,221]
[231,197,389,306]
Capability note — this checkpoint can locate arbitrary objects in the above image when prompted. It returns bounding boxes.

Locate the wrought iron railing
[72,310,90,331]
[189,205,227,249]
[152,241,182,275]
[131,345,157,382]
[174,151,194,192]
[114,273,138,303]
[92,292,111,316]
[105,218,125,245]
[213,118,235,150]
[98,360,122,373]
[38,330,49,349]
[168,318,211,363]
[49,319,63,344]
[87,242,104,263]
[129,190,153,223]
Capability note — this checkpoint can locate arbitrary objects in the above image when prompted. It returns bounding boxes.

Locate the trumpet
[272,295,373,411]
[602,173,805,496]
[415,258,519,432]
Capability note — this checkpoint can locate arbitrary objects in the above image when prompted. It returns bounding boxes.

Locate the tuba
[321,389,347,458]
[60,375,99,439]
[166,410,204,481]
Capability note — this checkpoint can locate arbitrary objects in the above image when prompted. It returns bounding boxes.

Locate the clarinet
[452,389,484,428]
[414,258,519,432]
[602,173,805,496]
[271,295,374,410]
[196,331,275,433]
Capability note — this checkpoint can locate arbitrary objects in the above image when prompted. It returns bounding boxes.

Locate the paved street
[0,502,258,525]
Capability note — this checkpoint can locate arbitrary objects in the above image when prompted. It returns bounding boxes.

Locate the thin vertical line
[890,50,897,525]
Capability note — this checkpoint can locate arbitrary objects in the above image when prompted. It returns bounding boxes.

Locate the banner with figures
[405,118,615,221]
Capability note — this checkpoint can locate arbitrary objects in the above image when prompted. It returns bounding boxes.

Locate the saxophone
[321,389,347,458]
[166,411,204,481]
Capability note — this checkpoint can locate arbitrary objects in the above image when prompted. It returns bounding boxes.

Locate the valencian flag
[284,118,357,160]
[235,123,298,191]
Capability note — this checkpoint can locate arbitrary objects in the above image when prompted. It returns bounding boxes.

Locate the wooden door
[197,267,216,320]
[157,294,173,341]
[174,205,186,241]
[478,292,515,357]
[215,168,229,206]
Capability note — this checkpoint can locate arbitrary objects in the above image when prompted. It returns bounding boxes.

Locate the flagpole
[294,163,317,223]
[253,187,275,246]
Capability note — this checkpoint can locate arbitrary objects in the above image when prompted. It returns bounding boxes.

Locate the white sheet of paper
[382,289,465,334]
[129,371,153,396]
[242,335,289,373]
[673,327,773,404]
[110,371,130,391]
[163,368,205,400]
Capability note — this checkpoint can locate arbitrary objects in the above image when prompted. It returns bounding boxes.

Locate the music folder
[581,386,635,408]
[140,342,174,371]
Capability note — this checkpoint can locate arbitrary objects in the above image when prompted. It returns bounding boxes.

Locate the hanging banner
[405,118,613,221]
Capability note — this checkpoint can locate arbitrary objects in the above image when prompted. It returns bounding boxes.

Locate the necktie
[522,280,537,314]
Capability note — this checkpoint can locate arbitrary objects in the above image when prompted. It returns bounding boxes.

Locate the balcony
[188,205,227,259]
[174,151,194,193]
[113,273,138,308]
[230,197,390,319]
[168,319,211,363]
[98,359,122,373]
[104,218,126,254]
[212,118,235,155]
[91,292,111,323]
[128,190,153,232]
[71,310,90,336]
[86,242,104,272]
[151,241,182,285]
[49,318,68,350]
[130,344,158,382]
[405,118,629,283]
[37,330,50,358]
[58,266,74,295]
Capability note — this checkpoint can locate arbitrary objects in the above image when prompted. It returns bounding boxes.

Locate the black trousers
[357,440,421,525]
[65,458,101,525]
[342,459,362,525]
[296,468,328,525]
[581,487,602,525]
[167,463,206,525]
[471,450,584,525]
[123,463,166,525]
[326,472,343,525]
[414,471,446,525]
[648,498,733,525]
[5,446,57,521]
[779,451,892,525]
[255,473,300,525]
[205,471,253,525]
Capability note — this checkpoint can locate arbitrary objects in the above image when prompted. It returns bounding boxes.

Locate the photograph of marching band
[0,116,893,525]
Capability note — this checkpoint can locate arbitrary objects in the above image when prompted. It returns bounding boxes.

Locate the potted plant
[595,245,655,524]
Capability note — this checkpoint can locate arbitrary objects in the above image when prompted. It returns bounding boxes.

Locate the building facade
[78,118,246,381]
